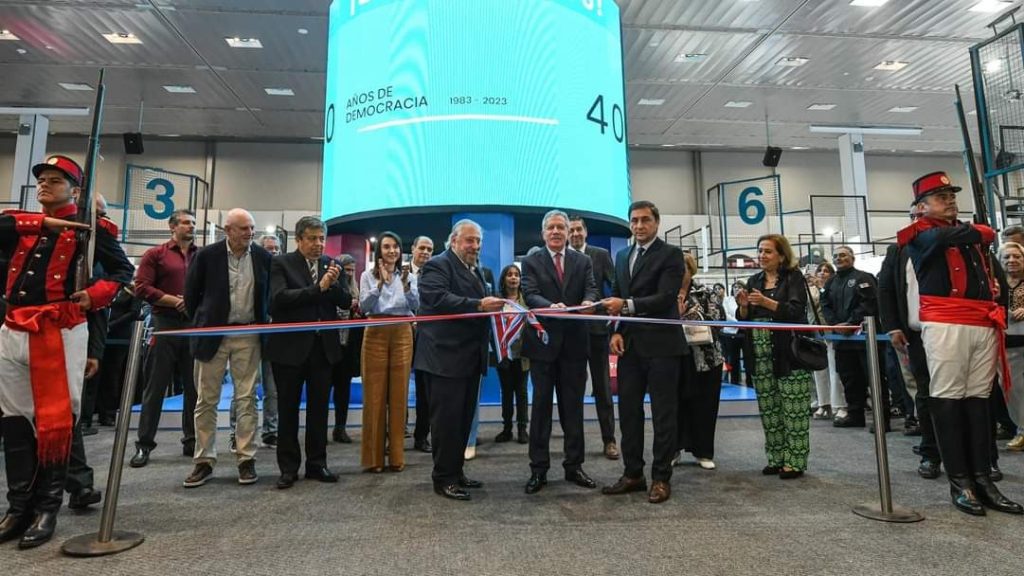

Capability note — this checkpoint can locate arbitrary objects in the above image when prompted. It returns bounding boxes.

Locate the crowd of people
[1,157,1022,550]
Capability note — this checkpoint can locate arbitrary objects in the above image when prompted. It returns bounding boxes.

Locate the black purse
[789,279,829,371]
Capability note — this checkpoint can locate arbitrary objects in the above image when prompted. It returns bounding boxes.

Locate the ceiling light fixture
[888,105,919,113]
[809,124,922,135]
[102,32,142,44]
[807,103,837,111]
[850,0,889,6]
[791,146,810,150]
[724,101,753,108]
[675,52,707,63]
[264,87,295,96]
[58,82,94,92]
[297,28,309,35]
[874,60,909,71]
[969,1,1013,13]
[225,37,263,48]
[637,98,665,106]
[777,56,809,67]
[15,48,26,54]
[0,29,20,41]
[163,85,197,94]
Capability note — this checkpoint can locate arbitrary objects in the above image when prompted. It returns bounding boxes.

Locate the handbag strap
[802,277,825,327]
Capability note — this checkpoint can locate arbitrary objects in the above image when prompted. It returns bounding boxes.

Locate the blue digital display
[322,0,631,224]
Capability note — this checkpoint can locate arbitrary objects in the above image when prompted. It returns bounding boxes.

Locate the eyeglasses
[833,252,852,259]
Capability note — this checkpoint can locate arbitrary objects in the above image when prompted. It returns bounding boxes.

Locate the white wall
[0,135,972,221]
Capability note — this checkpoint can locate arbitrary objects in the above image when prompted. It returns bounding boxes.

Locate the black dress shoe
[779,468,804,479]
[949,477,985,516]
[458,475,483,489]
[990,465,1003,482]
[129,447,151,468]
[525,473,547,494]
[762,465,781,475]
[0,513,31,544]
[304,466,339,483]
[414,439,432,453]
[917,459,941,479]
[565,469,597,489]
[18,511,57,549]
[98,414,116,427]
[833,413,865,428]
[277,473,298,490]
[974,474,1024,514]
[80,425,98,437]
[333,428,353,444]
[434,484,471,501]
[912,445,922,456]
[68,488,102,510]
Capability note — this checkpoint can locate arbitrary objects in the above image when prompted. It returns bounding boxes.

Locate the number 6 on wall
[143,177,176,220]
[738,186,766,225]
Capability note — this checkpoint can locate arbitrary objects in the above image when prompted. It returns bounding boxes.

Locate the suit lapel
[448,250,484,297]
[630,239,659,287]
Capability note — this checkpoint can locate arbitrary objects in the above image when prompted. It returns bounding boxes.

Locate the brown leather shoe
[601,475,647,495]
[648,480,671,504]
[603,442,620,460]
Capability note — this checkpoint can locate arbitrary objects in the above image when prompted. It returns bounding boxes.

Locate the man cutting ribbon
[0,155,133,549]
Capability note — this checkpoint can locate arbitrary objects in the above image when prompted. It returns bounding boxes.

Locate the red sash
[920,295,1011,393]
[5,302,85,465]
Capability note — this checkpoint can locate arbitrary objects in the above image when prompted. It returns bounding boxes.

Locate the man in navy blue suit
[414,219,505,501]
[521,209,600,494]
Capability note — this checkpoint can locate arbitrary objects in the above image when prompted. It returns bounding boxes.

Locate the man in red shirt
[130,210,198,467]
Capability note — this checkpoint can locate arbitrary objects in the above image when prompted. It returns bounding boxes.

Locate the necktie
[309,259,318,283]
[632,247,645,276]
[554,252,564,283]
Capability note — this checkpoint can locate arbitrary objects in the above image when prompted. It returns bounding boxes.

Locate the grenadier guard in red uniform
[0,155,134,549]
[899,171,1023,517]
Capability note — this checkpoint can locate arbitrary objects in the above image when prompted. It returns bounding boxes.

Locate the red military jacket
[0,203,134,311]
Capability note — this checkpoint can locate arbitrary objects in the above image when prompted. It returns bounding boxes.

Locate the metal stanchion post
[63,319,147,556]
[852,316,924,523]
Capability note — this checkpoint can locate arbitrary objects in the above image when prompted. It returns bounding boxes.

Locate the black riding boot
[0,418,36,543]
[930,398,984,515]
[19,458,69,549]
[965,397,1023,515]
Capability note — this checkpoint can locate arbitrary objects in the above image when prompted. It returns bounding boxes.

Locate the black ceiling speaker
[123,132,144,155]
[762,145,782,167]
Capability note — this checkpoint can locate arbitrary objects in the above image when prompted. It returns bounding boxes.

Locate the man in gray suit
[569,216,619,460]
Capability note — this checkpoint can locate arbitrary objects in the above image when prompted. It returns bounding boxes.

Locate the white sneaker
[464,446,476,460]
[697,458,716,470]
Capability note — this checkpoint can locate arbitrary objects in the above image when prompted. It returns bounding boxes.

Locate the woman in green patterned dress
[736,234,814,479]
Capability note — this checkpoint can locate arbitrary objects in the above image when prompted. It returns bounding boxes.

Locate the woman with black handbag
[736,234,814,479]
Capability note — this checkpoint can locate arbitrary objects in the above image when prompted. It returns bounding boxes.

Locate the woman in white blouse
[359,232,419,472]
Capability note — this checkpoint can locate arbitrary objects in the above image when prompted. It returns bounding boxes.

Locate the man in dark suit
[521,210,600,494]
[569,215,619,460]
[264,216,351,489]
[878,207,941,478]
[415,219,505,500]
[183,208,272,488]
[600,200,685,504]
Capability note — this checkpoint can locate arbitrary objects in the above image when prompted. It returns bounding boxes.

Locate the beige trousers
[194,334,261,465]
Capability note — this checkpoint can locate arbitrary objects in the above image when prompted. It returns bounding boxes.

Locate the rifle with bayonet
[955,83,989,226]
[74,68,106,291]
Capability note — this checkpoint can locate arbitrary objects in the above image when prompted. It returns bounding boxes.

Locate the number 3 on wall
[738,186,766,225]
[144,178,175,220]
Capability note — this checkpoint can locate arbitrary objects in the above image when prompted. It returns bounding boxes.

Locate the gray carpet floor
[0,416,1022,575]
